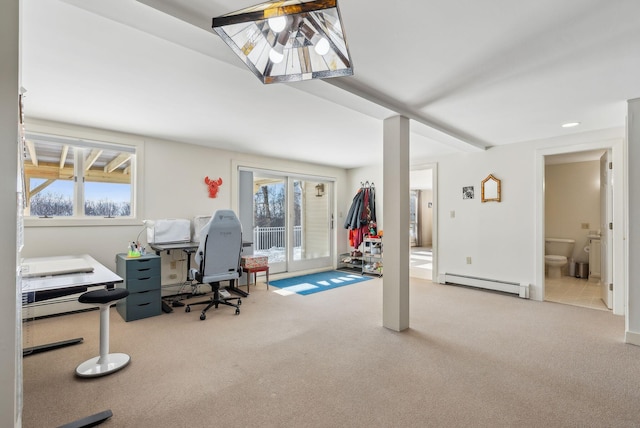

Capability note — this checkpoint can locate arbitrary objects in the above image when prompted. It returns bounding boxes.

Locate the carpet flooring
[21,277,640,427]
[269,270,373,295]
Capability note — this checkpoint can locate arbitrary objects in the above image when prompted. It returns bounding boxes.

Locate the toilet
[545,238,575,279]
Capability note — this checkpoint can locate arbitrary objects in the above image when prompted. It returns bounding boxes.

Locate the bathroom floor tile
[545,276,608,311]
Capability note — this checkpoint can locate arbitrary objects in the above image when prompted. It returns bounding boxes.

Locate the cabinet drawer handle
[138,277,151,281]
[137,302,150,307]
[137,268,151,272]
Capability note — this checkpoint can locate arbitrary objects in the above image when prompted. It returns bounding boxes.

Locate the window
[23,133,136,219]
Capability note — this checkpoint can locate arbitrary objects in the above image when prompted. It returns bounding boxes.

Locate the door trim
[536,138,625,315]
[232,162,336,275]
[410,163,438,281]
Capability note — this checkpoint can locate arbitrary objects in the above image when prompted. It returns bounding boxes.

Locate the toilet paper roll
[584,246,590,253]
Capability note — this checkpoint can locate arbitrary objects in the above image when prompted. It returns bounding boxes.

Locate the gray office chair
[185,210,243,320]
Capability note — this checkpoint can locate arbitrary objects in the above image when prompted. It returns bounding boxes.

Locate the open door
[600,151,613,309]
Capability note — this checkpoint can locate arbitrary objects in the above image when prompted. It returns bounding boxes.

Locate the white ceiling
[21,0,640,169]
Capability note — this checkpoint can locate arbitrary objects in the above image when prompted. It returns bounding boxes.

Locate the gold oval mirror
[481,174,501,202]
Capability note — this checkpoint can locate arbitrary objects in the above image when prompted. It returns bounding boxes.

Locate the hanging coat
[344,186,377,248]
[344,189,363,230]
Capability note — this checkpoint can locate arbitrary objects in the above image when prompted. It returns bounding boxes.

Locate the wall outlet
[581,223,589,229]
[170,261,177,269]
[466,257,472,264]
[450,210,456,218]
[169,273,177,280]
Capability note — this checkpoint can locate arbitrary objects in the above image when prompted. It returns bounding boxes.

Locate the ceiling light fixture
[562,122,581,128]
[212,0,353,84]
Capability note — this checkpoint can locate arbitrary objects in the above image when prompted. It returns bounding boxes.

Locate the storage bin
[576,262,589,279]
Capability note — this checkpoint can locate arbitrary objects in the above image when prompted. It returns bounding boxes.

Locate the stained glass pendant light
[212,0,353,84]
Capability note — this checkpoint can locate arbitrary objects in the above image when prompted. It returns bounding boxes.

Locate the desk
[22,254,123,355]
[150,241,200,311]
[151,241,253,299]
[150,241,198,281]
[21,254,122,428]
[22,255,123,428]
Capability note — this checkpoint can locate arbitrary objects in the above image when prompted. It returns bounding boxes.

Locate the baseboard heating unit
[439,273,529,299]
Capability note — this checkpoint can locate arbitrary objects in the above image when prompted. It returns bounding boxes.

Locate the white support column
[382,116,410,331]
[626,98,640,345]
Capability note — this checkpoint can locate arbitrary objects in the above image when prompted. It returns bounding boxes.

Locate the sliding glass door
[247,170,332,274]
[289,178,331,271]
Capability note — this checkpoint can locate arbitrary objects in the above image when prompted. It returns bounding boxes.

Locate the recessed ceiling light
[562,122,580,128]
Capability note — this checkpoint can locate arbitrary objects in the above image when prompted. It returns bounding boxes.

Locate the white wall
[628,99,640,344]
[545,161,600,264]
[1,1,19,425]
[336,129,624,306]
[22,121,349,285]
[432,132,624,304]
[435,145,536,283]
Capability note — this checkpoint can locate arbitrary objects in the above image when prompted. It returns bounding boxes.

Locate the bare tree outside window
[23,133,135,218]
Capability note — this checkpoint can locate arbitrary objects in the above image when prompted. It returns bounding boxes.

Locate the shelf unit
[337,252,364,273]
[362,237,383,276]
[337,237,383,277]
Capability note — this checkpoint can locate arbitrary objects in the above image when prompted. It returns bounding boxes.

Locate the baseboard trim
[624,330,640,346]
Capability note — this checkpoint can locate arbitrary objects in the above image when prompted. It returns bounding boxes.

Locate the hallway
[410,246,432,280]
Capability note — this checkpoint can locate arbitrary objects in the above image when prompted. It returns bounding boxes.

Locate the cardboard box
[241,255,268,269]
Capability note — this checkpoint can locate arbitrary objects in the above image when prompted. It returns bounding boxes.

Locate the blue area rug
[269,270,373,296]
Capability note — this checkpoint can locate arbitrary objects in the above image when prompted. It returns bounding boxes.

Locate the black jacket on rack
[344,184,376,230]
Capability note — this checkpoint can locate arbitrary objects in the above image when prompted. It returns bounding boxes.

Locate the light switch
[450,210,455,218]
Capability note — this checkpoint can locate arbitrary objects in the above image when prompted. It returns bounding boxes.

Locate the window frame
[23,130,144,228]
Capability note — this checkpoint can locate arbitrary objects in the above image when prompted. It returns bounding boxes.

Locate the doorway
[241,169,333,275]
[543,149,612,311]
[410,166,436,281]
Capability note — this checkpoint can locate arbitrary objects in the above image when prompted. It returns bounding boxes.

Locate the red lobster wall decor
[204,176,223,198]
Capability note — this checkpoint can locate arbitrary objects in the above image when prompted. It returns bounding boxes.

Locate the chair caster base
[75,353,131,378]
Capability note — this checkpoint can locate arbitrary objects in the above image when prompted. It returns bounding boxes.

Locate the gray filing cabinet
[115,253,162,321]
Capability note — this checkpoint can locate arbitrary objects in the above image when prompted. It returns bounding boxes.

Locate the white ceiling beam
[326,78,489,153]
